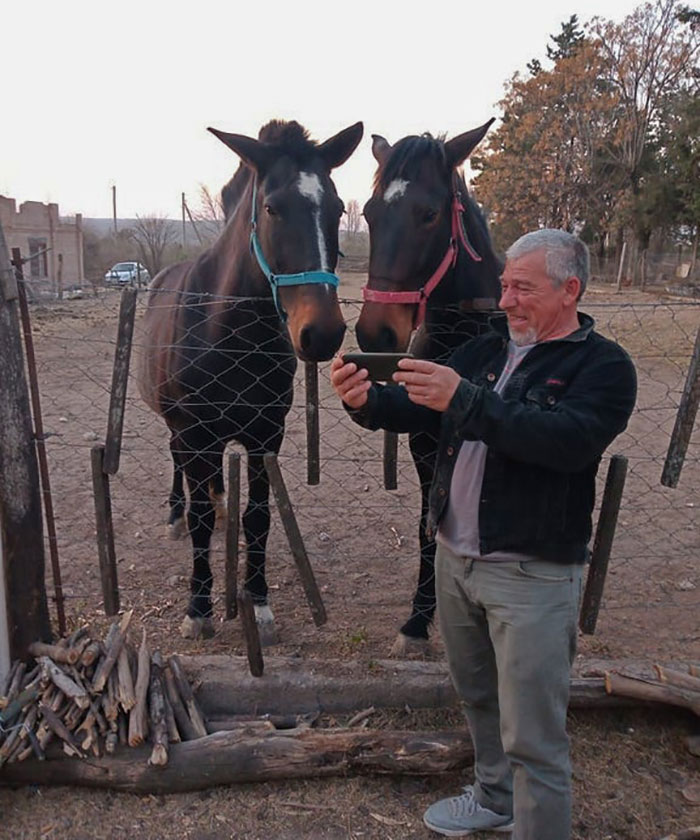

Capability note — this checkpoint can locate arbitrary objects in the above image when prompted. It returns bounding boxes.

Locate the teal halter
[249,177,340,321]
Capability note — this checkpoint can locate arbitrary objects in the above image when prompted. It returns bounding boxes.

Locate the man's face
[499,249,579,345]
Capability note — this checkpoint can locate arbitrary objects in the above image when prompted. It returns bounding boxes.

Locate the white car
[104,261,150,287]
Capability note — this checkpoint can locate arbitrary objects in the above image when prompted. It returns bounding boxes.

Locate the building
[0,196,84,297]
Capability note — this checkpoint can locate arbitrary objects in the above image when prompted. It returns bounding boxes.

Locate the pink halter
[362,192,482,329]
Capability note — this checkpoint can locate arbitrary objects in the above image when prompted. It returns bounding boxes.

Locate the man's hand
[393,358,461,411]
[330,355,372,409]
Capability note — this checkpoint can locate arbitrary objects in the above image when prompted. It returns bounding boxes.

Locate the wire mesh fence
[22,278,699,663]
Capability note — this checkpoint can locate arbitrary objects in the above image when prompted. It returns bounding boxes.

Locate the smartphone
[342,352,414,382]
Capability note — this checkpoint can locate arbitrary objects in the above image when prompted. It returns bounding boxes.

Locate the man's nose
[499,287,514,309]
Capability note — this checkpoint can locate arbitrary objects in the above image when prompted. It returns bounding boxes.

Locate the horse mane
[220,120,320,220]
[373,133,448,192]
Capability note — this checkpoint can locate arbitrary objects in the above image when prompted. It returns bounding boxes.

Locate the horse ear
[371,134,392,166]
[444,119,496,170]
[208,127,272,173]
[317,122,364,170]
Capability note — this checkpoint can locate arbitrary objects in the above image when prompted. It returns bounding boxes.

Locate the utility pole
[182,192,187,248]
[112,185,118,236]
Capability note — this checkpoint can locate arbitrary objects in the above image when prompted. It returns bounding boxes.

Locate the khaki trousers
[435,543,583,840]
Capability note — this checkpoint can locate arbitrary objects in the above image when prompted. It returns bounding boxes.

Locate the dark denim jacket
[347,313,637,565]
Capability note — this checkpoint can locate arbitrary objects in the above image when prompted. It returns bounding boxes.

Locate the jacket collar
[489,311,595,344]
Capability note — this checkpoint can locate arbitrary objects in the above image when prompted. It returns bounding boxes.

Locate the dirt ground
[1,274,698,838]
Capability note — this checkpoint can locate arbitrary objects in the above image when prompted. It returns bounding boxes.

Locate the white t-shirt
[437,341,537,560]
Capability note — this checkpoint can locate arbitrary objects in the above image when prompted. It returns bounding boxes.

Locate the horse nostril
[300,325,314,354]
[299,323,345,361]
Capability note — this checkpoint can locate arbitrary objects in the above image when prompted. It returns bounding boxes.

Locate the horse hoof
[254,605,279,647]
[390,632,431,658]
[168,518,187,540]
[180,615,215,640]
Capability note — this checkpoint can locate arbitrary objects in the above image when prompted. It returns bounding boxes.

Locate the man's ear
[564,276,582,302]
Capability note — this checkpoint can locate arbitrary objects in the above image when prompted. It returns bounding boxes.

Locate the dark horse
[139,119,363,641]
[356,121,503,655]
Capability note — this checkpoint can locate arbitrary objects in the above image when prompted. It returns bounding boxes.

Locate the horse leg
[242,449,279,646]
[209,460,227,530]
[391,430,438,657]
[179,441,223,640]
[167,433,187,540]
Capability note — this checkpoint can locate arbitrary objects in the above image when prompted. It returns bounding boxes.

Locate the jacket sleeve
[345,383,442,436]
[445,347,637,472]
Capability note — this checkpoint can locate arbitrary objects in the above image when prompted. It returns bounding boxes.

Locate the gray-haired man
[331,230,637,839]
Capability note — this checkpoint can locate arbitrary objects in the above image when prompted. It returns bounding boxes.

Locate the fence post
[305,362,320,486]
[0,222,52,658]
[91,444,120,616]
[225,452,241,619]
[615,241,627,292]
[383,431,398,491]
[661,325,700,488]
[12,249,67,636]
[579,454,628,635]
[237,589,264,677]
[104,286,138,474]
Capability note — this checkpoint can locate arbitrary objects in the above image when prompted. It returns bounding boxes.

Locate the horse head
[356,120,496,352]
[209,120,363,362]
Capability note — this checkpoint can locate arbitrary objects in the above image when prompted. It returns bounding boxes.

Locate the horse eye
[265,204,277,217]
[423,209,438,224]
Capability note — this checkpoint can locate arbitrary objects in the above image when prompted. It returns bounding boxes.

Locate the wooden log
[117,646,136,712]
[655,829,700,840]
[38,658,88,709]
[5,663,26,707]
[80,641,101,669]
[305,362,320,486]
[206,713,311,733]
[163,666,198,741]
[263,453,327,627]
[661,325,700,488]
[580,454,628,634]
[148,653,168,766]
[605,671,700,715]
[0,686,39,729]
[0,661,20,701]
[236,589,264,678]
[37,704,83,757]
[29,642,78,667]
[104,286,137,474]
[0,727,474,792]
[168,656,207,738]
[92,610,132,693]
[128,629,150,746]
[383,431,398,491]
[224,452,240,620]
[117,712,127,747]
[655,664,700,695]
[91,444,120,616]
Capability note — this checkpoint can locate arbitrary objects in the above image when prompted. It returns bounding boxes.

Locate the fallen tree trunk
[0,727,473,793]
[606,672,700,716]
[180,655,678,718]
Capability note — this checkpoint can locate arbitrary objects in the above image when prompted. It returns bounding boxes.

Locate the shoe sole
[423,815,514,836]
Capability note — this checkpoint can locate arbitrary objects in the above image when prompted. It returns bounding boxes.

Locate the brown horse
[139,119,363,641]
[356,121,503,655]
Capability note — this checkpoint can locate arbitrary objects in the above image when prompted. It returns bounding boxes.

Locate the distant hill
[82,218,195,238]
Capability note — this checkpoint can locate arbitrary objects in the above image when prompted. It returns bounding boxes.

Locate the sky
[3,0,644,221]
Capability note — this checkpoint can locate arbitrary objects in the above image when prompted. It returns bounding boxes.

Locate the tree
[345,199,362,235]
[128,215,177,277]
[191,185,225,243]
[547,14,585,60]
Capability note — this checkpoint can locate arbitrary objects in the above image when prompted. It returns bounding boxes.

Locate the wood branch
[161,678,180,744]
[80,641,101,668]
[128,629,150,746]
[0,686,39,729]
[4,663,26,708]
[605,672,700,716]
[37,704,83,757]
[117,646,136,712]
[163,666,198,742]
[0,661,20,700]
[92,610,133,693]
[67,626,89,647]
[168,656,207,738]
[39,658,88,709]
[655,665,700,694]
[28,642,79,666]
[148,653,168,766]
[0,727,474,792]
[21,666,40,688]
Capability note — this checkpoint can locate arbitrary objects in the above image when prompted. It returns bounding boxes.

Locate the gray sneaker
[423,785,514,836]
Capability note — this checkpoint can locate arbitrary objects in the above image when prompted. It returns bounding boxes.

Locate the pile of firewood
[0,611,207,768]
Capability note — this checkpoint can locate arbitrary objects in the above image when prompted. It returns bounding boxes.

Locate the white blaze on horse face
[297,172,329,271]
[384,179,409,204]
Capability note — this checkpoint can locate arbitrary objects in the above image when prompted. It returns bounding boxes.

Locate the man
[330,230,637,839]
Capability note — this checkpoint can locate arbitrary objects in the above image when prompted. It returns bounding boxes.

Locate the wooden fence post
[305,362,320,486]
[225,452,241,619]
[0,223,52,658]
[661,326,700,488]
[91,444,120,616]
[104,286,138,474]
[237,590,264,677]
[383,431,398,491]
[579,454,628,635]
[263,454,327,627]
[616,241,627,292]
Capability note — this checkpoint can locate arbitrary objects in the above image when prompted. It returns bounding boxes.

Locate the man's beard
[508,324,538,346]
